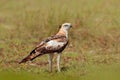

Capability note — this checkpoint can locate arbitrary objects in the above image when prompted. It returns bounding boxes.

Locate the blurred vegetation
[0,0,120,80]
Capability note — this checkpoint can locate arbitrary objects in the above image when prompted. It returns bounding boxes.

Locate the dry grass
[0,0,120,80]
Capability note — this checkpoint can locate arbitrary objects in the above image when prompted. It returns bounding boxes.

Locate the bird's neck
[57,28,68,38]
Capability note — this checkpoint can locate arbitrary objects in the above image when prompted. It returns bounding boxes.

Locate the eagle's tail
[19,49,42,64]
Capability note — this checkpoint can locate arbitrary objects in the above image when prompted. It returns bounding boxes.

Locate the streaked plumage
[19,23,72,72]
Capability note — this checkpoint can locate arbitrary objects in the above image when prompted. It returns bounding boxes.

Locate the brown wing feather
[19,35,68,64]
[40,37,68,53]
[36,35,68,52]
[36,35,66,48]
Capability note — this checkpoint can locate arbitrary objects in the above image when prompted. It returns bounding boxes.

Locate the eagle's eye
[64,25,69,27]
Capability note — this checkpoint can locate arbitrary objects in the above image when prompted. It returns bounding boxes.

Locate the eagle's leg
[57,53,61,72]
[48,54,54,72]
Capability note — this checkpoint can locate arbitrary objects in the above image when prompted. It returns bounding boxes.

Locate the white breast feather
[46,40,64,48]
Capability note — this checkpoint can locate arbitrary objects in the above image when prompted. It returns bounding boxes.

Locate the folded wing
[19,35,68,64]
[42,38,68,53]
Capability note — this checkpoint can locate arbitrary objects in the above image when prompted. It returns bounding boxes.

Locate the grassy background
[0,0,120,80]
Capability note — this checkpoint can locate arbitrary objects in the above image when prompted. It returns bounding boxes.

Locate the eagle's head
[57,23,72,37]
[60,23,72,31]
